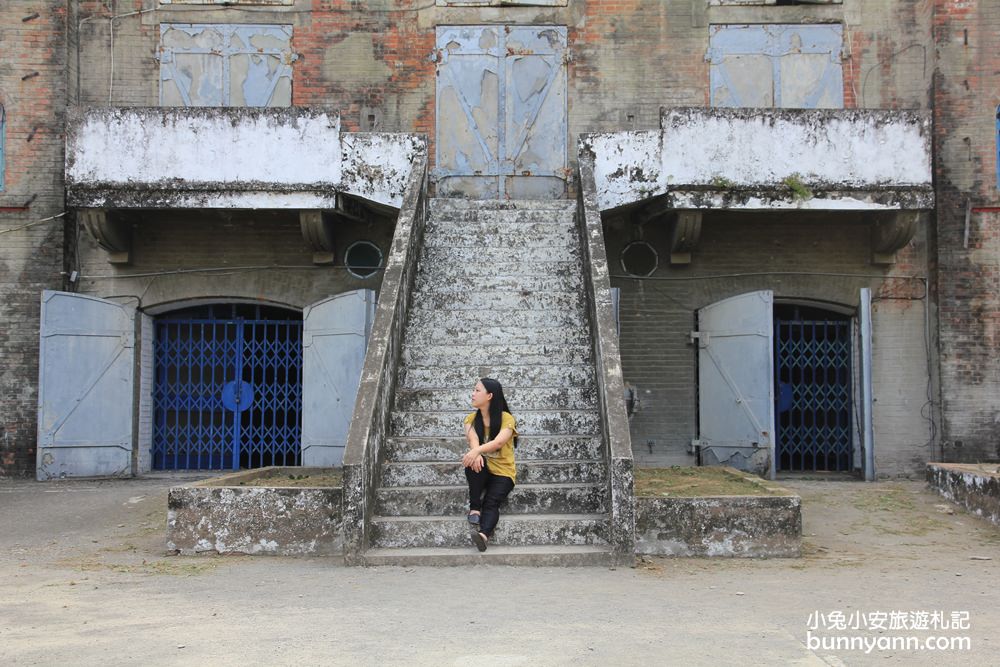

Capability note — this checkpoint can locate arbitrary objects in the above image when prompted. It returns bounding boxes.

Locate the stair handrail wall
[342,143,429,565]
[576,154,637,563]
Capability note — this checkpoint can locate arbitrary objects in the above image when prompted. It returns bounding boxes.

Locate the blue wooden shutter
[709,24,844,109]
[695,290,776,478]
[300,290,375,466]
[37,291,135,480]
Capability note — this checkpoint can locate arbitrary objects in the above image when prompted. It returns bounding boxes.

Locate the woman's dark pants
[465,464,514,538]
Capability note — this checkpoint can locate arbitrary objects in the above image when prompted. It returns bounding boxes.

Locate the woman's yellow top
[464,411,517,483]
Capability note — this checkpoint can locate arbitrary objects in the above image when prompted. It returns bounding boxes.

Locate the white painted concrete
[583,108,934,212]
[68,108,343,188]
[66,108,424,210]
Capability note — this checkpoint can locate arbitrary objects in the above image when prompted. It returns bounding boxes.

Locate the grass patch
[634,466,788,497]
[782,174,813,201]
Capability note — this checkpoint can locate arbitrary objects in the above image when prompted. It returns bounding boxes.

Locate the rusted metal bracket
[670,210,702,265]
[80,208,130,265]
[300,210,335,265]
[871,211,919,265]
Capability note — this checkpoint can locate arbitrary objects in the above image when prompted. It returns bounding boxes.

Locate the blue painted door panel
[300,290,375,466]
[435,25,567,199]
[696,290,775,477]
[709,24,844,109]
[159,24,294,107]
[37,291,135,480]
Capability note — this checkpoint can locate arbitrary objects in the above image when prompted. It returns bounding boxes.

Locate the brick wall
[933,0,1000,463]
[0,1,66,477]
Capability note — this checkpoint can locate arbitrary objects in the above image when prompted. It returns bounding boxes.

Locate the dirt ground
[1,473,997,666]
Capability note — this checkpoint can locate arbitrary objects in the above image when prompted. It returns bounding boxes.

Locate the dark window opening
[345,240,383,278]
[620,241,658,277]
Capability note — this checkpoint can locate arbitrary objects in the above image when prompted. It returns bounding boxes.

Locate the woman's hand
[470,455,484,473]
[462,446,483,469]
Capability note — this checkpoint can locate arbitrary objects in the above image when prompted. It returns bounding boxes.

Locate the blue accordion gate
[153,304,303,470]
[775,311,853,472]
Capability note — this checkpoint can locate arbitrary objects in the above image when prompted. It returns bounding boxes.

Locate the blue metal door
[434,25,568,199]
[153,305,302,470]
[774,309,853,472]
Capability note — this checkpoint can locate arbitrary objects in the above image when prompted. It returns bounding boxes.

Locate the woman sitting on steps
[462,377,518,552]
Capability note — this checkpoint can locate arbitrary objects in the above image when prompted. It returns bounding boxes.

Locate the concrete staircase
[362,198,614,566]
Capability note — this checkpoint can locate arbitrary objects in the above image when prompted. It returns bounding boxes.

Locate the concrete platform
[927,462,1000,527]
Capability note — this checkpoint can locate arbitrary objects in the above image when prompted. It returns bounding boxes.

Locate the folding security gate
[152,304,302,470]
[774,308,853,472]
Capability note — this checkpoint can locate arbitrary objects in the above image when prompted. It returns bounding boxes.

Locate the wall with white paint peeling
[583,108,934,213]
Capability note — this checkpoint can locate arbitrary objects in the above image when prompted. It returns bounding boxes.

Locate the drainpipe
[860,288,875,481]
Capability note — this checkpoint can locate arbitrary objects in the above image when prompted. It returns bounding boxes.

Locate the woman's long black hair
[473,377,517,449]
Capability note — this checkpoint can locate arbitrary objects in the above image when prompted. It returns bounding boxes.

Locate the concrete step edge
[360,545,614,567]
[372,513,607,524]
[376,482,605,492]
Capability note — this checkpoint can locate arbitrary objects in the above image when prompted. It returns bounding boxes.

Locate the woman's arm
[464,421,480,449]
[461,427,513,468]
[463,421,484,471]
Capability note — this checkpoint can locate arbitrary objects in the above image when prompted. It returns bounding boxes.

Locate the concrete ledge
[927,463,1000,527]
[166,467,343,556]
[635,473,801,557]
[581,106,934,212]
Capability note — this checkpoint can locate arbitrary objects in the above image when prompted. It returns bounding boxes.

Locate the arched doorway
[152,303,303,470]
[774,304,853,473]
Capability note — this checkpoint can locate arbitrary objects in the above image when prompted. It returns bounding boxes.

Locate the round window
[620,241,658,277]
[345,241,383,279]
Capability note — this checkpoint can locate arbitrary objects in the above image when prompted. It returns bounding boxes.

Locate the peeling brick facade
[933,0,1000,464]
[0,1,67,477]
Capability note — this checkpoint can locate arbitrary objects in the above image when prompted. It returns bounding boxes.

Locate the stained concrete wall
[927,463,1000,527]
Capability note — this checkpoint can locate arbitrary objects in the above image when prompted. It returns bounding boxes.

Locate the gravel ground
[1,473,997,666]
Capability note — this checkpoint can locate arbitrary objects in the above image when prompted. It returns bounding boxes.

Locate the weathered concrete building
[0,0,996,498]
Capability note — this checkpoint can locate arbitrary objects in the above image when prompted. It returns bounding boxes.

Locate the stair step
[376,483,607,516]
[399,364,596,390]
[395,387,597,412]
[405,308,587,332]
[404,323,589,347]
[413,273,583,294]
[420,245,580,265]
[401,343,592,367]
[361,544,614,567]
[384,435,604,462]
[429,198,576,212]
[408,290,585,312]
[423,225,579,249]
[427,211,576,226]
[390,409,601,437]
[369,513,608,549]
[418,260,580,279]
[425,218,576,236]
[381,460,606,487]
